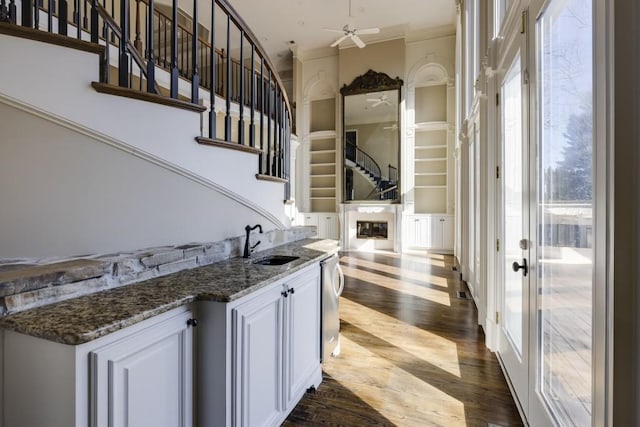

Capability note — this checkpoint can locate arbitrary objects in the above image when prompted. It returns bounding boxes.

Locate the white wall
[0,34,289,232]
[0,103,277,257]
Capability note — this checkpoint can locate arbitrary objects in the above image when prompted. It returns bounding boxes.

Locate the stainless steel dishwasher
[320,253,344,362]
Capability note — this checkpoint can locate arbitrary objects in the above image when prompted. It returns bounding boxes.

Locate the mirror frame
[341,69,403,203]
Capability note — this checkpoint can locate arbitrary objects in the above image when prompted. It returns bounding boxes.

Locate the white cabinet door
[406,216,429,248]
[441,216,454,250]
[428,215,454,250]
[90,309,194,427]
[285,269,321,408]
[301,213,319,235]
[428,216,445,249]
[233,285,285,427]
[415,217,430,247]
[318,214,339,240]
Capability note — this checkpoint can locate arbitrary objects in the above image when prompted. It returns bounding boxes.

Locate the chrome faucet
[243,224,263,258]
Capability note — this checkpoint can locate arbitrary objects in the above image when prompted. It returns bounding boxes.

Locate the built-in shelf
[413,82,451,215]
[415,145,447,150]
[308,130,337,139]
[310,149,336,154]
[415,157,447,162]
[311,174,336,178]
[310,196,336,200]
[413,121,449,131]
[310,163,335,167]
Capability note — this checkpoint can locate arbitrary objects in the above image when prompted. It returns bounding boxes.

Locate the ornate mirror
[341,70,403,202]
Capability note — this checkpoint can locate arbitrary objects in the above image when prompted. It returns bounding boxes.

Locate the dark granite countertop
[0,239,339,345]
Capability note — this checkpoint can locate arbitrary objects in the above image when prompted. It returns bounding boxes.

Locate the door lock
[512,258,528,277]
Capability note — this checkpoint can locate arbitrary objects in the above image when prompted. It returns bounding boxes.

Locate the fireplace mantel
[339,204,403,252]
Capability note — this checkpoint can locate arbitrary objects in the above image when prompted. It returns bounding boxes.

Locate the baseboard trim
[0,92,286,229]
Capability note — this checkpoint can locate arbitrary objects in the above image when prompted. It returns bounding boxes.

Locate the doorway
[496,0,597,425]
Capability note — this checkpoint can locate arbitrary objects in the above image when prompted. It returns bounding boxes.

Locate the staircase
[0,0,296,257]
[345,142,398,201]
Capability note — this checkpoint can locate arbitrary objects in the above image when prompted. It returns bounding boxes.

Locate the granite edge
[0,239,339,345]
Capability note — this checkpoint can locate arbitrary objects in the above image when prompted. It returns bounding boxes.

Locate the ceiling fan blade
[371,100,383,107]
[331,34,349,47]
[351,34,366,48]
[323,27,347,33]
[354,27,380,35]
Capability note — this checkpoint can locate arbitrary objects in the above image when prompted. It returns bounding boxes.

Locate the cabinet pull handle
[187,318,199,327]
[288,288,295,295]
[281,290,289,298]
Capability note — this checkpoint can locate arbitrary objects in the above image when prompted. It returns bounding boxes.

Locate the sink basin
[253,255,300,266]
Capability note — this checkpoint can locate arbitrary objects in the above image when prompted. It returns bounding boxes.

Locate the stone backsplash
[0,226,316,315]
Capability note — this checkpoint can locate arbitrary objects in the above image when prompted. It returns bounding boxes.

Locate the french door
[497,0,596,425]
[498,47,531,416]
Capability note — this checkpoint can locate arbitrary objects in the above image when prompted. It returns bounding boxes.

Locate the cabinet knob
[187,318,199,327]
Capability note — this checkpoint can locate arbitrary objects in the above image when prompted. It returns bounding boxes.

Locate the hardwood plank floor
[284,251,523,426]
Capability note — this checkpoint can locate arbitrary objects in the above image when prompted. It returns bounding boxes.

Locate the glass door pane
[502,56,524,356]
[537,0,593,424]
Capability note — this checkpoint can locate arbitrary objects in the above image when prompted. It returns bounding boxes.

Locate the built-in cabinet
[414,124,448,213]
[405,214,454,252]
[90,310,193,427]
[299,212,339,240]
[232,266,320,426]
[309,133,338,213]
[413,83,452,214]
[198,262,322,427]
[2,263,323,427]
[2,305,195,427]
[308,97,338,214]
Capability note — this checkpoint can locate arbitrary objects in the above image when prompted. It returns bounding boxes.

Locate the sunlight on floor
[340,264,452,306]
[340,297,461,377]
[339,255,450,289]
[326,334,467,426]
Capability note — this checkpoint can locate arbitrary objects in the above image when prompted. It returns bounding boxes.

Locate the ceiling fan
[367,93,391,107]
[324,0,380,48]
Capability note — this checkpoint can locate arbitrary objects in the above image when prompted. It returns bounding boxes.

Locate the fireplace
[356,221,388,239]
[340,203,401,252]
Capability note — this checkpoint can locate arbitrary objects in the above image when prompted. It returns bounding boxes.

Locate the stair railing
[4,0,292,189]
[388,164,398,183]
[355,146,382,182]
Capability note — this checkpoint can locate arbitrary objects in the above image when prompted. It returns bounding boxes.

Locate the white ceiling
[226,0,457,70]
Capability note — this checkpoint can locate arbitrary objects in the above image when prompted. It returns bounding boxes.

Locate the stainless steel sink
[253,255,300,266]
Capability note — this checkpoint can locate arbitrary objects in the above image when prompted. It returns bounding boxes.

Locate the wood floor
[284,251,523,427]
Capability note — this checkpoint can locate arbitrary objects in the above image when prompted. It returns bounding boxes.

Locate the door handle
[335,263,345,297]
[512,258,528,277]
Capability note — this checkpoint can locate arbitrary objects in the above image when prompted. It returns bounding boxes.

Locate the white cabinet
[285,270,322,408]
[300,212,339,240]
[2,306,195,427]
[232,283,285,427]
[232,266,321,427]
[199,263,322,427]
[90,310,193,427]
[431,215,454,250]
[405,214,454,252]
[318,214,339,240]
